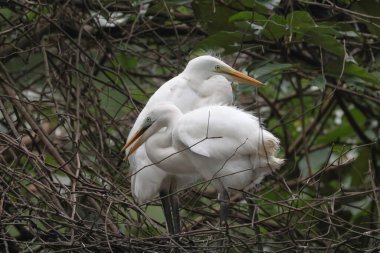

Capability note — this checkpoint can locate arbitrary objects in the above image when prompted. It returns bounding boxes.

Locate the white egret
[124,103,283,231]
[123,55,263,234]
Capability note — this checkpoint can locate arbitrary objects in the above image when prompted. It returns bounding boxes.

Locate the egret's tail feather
[250,129,284,186]
[261,130,281,156]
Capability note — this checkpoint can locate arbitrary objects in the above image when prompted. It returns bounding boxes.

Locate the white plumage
[124,56,261,204]
[126,103,283,197]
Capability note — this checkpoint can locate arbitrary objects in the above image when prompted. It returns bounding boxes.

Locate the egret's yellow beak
[219,66,263,87]
[121,125,150,160]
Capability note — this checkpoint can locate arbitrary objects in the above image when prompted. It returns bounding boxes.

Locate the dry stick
[368,161,380,223]
[0,98,19,137]
[161,0,182,66]
[0,97,68,216]
[0,185,4,218]
[287,92,335,155]
[70,23,84,245]
[293,77,312,177]
[105,201,115,253]
[1,85,69,214]
[0,23,51,62]
[336,95,372,144]
[1,84,75,178]
[312,0,380,20]
[41,40,60,111]
[296,71,380,104]
[1,83,121,234]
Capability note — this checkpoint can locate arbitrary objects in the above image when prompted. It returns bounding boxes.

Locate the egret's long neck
[145,112,181,164]
[181,68,209,91]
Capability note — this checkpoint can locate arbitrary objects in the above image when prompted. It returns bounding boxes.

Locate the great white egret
[124,103,283,232]
[123,55,263,234]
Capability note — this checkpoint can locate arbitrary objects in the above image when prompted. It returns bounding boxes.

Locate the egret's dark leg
[219,189,230,228]
[217,189,230,252]
[169,189,181,235]
[166,179,180,235]
[247,197,263,253]
[160,190,175,235]
[160,190,181,253]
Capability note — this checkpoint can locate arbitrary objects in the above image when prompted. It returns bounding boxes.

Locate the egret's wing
[175,106,263,158]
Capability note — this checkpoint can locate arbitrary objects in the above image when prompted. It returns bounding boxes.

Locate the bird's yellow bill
[221,66,263,87]
[121,129,145,160]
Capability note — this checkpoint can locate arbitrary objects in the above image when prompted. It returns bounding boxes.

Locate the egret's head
[121,103,180,159]
[183,55,263,87]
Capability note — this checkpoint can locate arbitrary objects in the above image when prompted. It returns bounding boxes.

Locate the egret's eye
[215,65,221,71]
[146,117,152,123]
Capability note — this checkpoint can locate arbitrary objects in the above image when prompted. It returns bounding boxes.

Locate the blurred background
[0,0,379,252]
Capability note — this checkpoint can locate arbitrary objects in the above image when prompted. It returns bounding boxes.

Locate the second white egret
[124,103,284,228]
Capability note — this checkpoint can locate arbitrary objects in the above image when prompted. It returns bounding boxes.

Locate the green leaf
[287,11,315,27]
[194,31,249,53]
[306,32,344,57]
[230,12,286,40]
[310,74,326,91]
[240,0,255,8]
[114,54,138,71]
[311,25,338,36]
[344,64,379,84]
[298,147,332,178]
[177,5,192,15]
[262,15,287,40]
[0,8,13,19]
[285,12,344,56]
[96,74,128,117]
[192,0,238,34]
[253,63,294,78]
[145,205,165,223]
[326,61,379,85]
[5,225,20,237]
[228,11,255,23]
[285,11,315,41]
